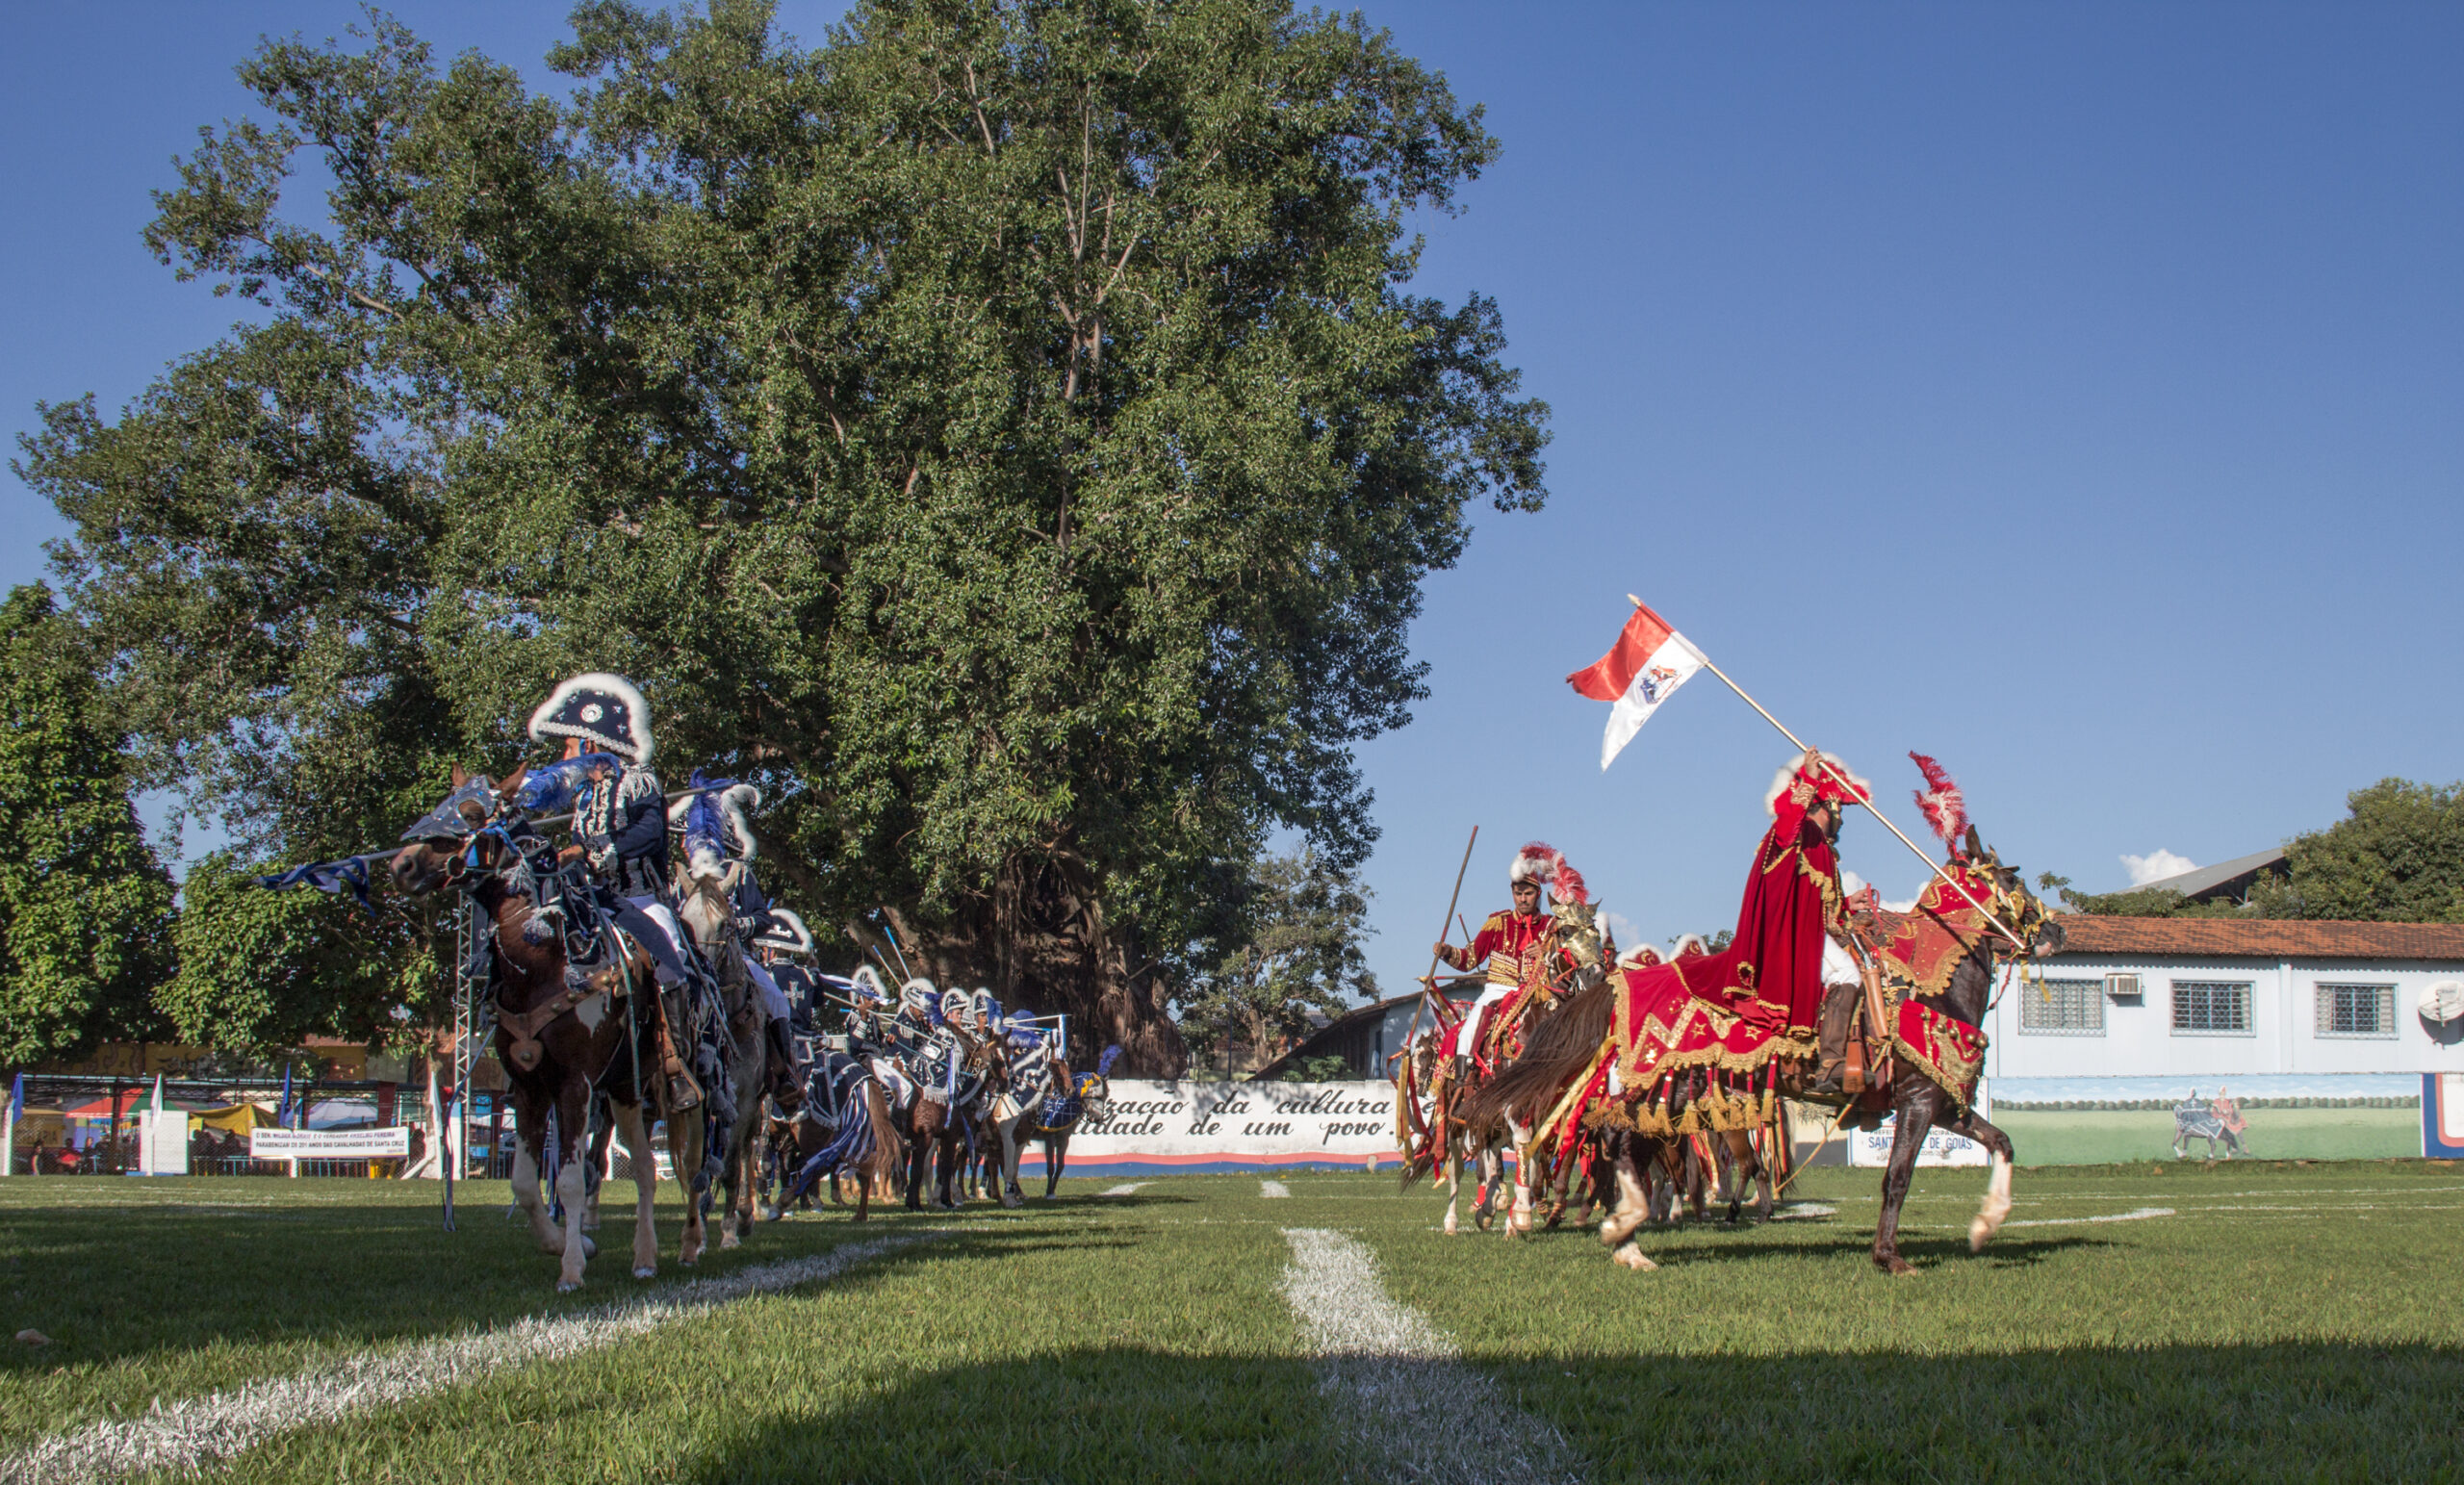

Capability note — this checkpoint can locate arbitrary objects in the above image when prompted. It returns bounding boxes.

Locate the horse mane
[1457,978,1616,1133]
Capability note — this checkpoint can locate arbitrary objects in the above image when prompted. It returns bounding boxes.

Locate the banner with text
[251,1126,411,1160]
[1018,1081,1398,1176]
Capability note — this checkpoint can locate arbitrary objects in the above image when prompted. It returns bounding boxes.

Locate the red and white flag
[1566,599,1707,770]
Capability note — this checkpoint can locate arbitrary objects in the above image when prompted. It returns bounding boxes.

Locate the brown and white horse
[392,766,680,1291]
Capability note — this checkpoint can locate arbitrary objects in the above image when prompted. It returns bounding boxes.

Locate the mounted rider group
[387,673,1117,1292]
[1399,745,2065,1276]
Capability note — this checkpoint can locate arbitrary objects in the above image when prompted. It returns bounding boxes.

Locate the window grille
[2315,984,2396,1038]
[2019,978,2105,1035]
[2171,981,2252,1035]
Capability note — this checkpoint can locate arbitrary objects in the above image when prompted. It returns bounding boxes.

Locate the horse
[1401,899,1611,1237]
[668,833,777,1249]
[997,1044,1120,1203]
[765,1050,905,1221]
[1483,830,2061,1276]
[391,765,679,1291]
[2172,1092,2249,1160]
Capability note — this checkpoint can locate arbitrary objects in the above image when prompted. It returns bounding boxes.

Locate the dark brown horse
[392,765,685,1290]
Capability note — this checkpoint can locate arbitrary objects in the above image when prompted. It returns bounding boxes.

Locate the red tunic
[1665,779,1844,1037]
[1442,909,1556,989]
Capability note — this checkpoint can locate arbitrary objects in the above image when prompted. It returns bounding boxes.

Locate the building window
[2316,984,2396,1038]
[2171,981,2252,1036]
[2019,978,2105,1035]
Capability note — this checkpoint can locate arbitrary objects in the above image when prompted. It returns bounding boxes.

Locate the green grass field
[4,1161,2461,1481]
[1995,1106,2421,1165]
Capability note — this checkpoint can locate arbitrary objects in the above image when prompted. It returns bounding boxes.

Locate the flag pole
[1629,596,2027,951]
[1400,827,1480,1056]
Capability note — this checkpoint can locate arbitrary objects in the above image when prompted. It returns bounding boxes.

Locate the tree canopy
[1177,847,1375,1073]
[2246,779,2464,923]
[0,585,176,1063]
[16,0,1545,1069]
[2042,778,2464,923]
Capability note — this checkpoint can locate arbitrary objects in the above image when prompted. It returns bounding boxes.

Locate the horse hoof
[580,1235,598,1260]
[1443,1216,1459,1236]
[632,1266,656,1280]
[1877,1256,1917,1277]
[556,1278,583,1293]
[719,1232,742,1250]
[1612,1242,1657,1272]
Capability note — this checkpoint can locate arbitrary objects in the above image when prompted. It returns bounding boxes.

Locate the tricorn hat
[527,673,654,766]
[751,908,815,956]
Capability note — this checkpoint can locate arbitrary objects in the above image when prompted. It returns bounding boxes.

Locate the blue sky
[4,4,2458,998]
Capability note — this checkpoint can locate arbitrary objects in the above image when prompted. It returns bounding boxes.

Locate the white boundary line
[1279,1228,1579,1484]
[0,1232,938,1485]
[2001,1206,2174,1229]
[1259,1180,1291,1198]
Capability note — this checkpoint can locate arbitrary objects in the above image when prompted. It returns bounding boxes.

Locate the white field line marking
[1260,1180,1291,1198]
[1772,1202,1836,1220]
[2001,1206,2175,1229]
[1279,1228,1579,1484]
[1100,1183,1149,1195]
[0,1232,937,1485]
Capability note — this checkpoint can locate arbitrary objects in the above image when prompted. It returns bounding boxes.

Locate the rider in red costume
[1665,747,1868,1041]
[1431,844,1563,1071]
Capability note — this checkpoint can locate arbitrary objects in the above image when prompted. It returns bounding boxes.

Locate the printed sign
[251,1126,411,1160]
[1020,1081,1398,1176]
[2427,1073,2464,1160]
[1845,1084,1993,1168]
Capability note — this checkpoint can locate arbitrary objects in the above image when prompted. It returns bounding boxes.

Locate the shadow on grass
[668,1339,2464,1484]
[0,1188,1138,1382]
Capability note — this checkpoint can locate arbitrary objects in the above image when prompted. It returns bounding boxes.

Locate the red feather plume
[1909,752,1966,852]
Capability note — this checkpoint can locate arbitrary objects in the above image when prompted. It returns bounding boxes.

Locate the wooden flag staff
[1628,595,2027,952]
[1400,826,1480,1055]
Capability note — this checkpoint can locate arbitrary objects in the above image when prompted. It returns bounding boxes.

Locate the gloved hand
[590,845,617,874]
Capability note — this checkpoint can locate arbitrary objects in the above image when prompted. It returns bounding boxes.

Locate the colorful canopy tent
[188,1103,277,1137]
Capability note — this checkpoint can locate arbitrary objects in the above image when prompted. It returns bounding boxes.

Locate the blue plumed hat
[527,673,654,765]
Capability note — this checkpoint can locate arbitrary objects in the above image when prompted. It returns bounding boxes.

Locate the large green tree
[16,0,1546,1071]
[0,585,177,1064]
[2246,779,2464,923]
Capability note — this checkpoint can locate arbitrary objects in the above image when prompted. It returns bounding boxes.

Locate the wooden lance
[1401,826,1480,1055]
[1628,595,2029,952]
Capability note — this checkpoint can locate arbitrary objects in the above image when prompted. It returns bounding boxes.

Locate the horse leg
[671,1103,706,1267]
[1506,1118,1535,1238]
[1441,1142,1462,1236]
[1872,1086,1945,1276]
[1940,1107,2017,1252]
[1602,1135,1659,1270]
[1723,1129,1768,1223]
[613,1100,659,1279]
[553,1079,596,1292]
[508,1086,560,1255]
[999,1116,1026,1208]
[1042,1133,1067,1198]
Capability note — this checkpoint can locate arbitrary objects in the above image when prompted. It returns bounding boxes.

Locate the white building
[1988,916,2464,1084]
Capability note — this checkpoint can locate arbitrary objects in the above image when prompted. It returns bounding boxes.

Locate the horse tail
[861,1081,902,1196]
[1458,979,1616,1133]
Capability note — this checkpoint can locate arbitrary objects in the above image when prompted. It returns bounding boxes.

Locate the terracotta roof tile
[2051,915,2464,960]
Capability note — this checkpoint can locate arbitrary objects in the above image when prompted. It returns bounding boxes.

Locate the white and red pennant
[1565,599,1707,770]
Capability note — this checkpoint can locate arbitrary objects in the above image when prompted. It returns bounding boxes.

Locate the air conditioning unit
[2105,973,2143,1001]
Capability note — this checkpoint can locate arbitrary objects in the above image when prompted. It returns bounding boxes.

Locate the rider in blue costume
[526,675,704,1109]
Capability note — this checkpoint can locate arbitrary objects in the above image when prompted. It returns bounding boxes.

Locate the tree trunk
[871,851,1189,1077]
